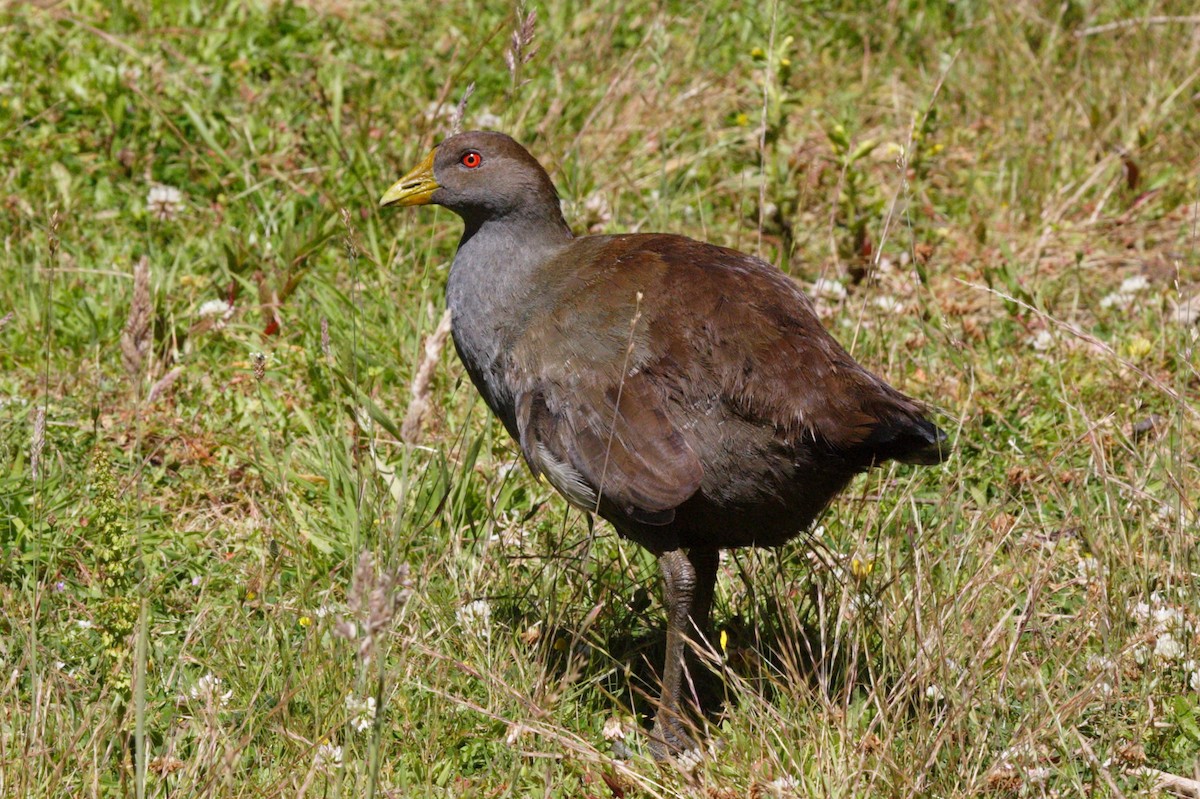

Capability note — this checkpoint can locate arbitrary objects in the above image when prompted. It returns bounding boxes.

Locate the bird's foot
[648,714,701,762]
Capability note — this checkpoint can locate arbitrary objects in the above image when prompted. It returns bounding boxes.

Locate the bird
[380,130,947,759]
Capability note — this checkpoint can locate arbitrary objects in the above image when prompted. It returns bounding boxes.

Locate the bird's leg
[688,548,719,650]
[650,548,720,760]
[651,549,696,758]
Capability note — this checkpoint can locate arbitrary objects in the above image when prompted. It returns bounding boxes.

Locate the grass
[1,0,1198,796]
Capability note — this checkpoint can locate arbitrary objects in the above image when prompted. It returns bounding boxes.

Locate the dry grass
[1,1,1198,797]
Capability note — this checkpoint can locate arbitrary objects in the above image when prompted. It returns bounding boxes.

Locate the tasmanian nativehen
[380,130,947,758]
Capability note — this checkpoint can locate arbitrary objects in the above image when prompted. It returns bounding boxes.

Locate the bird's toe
[648,715,700,762]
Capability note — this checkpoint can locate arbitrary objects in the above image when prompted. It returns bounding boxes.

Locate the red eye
[461,152,481,168]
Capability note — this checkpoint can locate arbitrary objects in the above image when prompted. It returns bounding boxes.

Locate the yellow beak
[379,148,439,207]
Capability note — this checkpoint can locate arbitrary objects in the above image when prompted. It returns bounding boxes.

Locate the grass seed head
[120,256,152,382]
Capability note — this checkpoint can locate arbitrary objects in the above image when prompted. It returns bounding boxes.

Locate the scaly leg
[650,548,720,759]
[688,548,719,648]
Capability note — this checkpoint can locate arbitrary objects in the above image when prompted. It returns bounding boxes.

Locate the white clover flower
[873,295,903,314]
[1031,330,1054,351]
[582,192,610,217]
[1153,605,1189,635]
[456,599,492,639]
[998,741,1037,768]
[147,184,183,221]
[1154,503,1177,523]
[1099,275,1150,311]
[580,192,613,232]
[1100,291,1133,310]
[189,672,232,707]
[1155,633,1186,662]
[313,742,342,772]
[196,299,234,320]
[504,721,527,745]
[766,774,801,797]
[1076,556,1100,585]
[345,694,376,732]
[602,716,626,741]
[942,656,966,679]
[811,277,847,301]
[1118,275,1150,294]
[1025,766,1051,783]
[1129,594,1193,641]
[473,110,504,129]
[1130,601,1152,623]
[422,101,454,125]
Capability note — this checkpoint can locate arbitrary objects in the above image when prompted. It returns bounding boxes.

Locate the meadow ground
[1,1,1198,796]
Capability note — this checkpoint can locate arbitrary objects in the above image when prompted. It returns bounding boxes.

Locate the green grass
[2,0,1198,796]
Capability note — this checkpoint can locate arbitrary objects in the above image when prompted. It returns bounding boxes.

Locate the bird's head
[379,130,561,224]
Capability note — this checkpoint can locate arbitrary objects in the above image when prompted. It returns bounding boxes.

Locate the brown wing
[514,375,703,525]
[507,232,940,524]
[568,234,939,460]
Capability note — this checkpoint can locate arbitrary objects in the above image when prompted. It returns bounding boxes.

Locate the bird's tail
[858,415,949,467]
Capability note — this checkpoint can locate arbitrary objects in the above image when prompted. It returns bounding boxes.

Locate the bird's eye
[461,152,482,168]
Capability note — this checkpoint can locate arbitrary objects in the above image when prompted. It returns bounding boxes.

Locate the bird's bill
[379,148,438,207]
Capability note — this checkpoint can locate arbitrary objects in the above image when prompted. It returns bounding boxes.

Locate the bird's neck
[446,210,573,421]
[450,207,572,307]
[458,203,572,250]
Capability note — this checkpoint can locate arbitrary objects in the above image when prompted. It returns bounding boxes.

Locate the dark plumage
[381,131,947,758]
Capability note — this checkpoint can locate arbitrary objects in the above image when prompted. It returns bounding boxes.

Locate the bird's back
[503,232,945,551]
